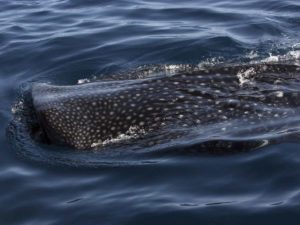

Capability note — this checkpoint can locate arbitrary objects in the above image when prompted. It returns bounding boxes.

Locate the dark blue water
[1,0,300,224]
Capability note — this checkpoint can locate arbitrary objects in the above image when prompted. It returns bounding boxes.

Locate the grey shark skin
[32,63,300,149]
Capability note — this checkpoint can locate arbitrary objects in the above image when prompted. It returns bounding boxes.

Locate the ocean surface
[1,0,300,224]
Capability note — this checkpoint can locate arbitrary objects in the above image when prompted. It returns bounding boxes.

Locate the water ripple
[1,0,300,224]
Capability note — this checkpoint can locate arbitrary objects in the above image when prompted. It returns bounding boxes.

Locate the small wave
[262,50,300,63]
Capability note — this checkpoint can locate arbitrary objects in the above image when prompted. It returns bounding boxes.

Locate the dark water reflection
[1,0,300,224]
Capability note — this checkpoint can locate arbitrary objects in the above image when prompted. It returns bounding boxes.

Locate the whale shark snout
[30,63,300,150]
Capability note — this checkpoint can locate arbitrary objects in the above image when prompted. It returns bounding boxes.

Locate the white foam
[262,50,300,63]
[288,50,300,60]
[165,64,180,70]
[197,57,224,69]
[263,54,280,63]
[292,43,300,49]
[91,126,145,148]
[246,50,259,59]
[164,64,181,76]
[11,100,24,114]
[237,67,256,86]
[77,78,90,84]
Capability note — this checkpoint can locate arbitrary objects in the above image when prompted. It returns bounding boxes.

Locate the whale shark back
[31,63,300,150]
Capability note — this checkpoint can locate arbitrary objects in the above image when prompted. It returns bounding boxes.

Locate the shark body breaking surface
[30,63,300,150]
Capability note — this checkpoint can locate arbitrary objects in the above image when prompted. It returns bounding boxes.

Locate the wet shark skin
[31,63,300,149]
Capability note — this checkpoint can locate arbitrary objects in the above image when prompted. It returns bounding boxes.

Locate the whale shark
[30,63,300,150]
